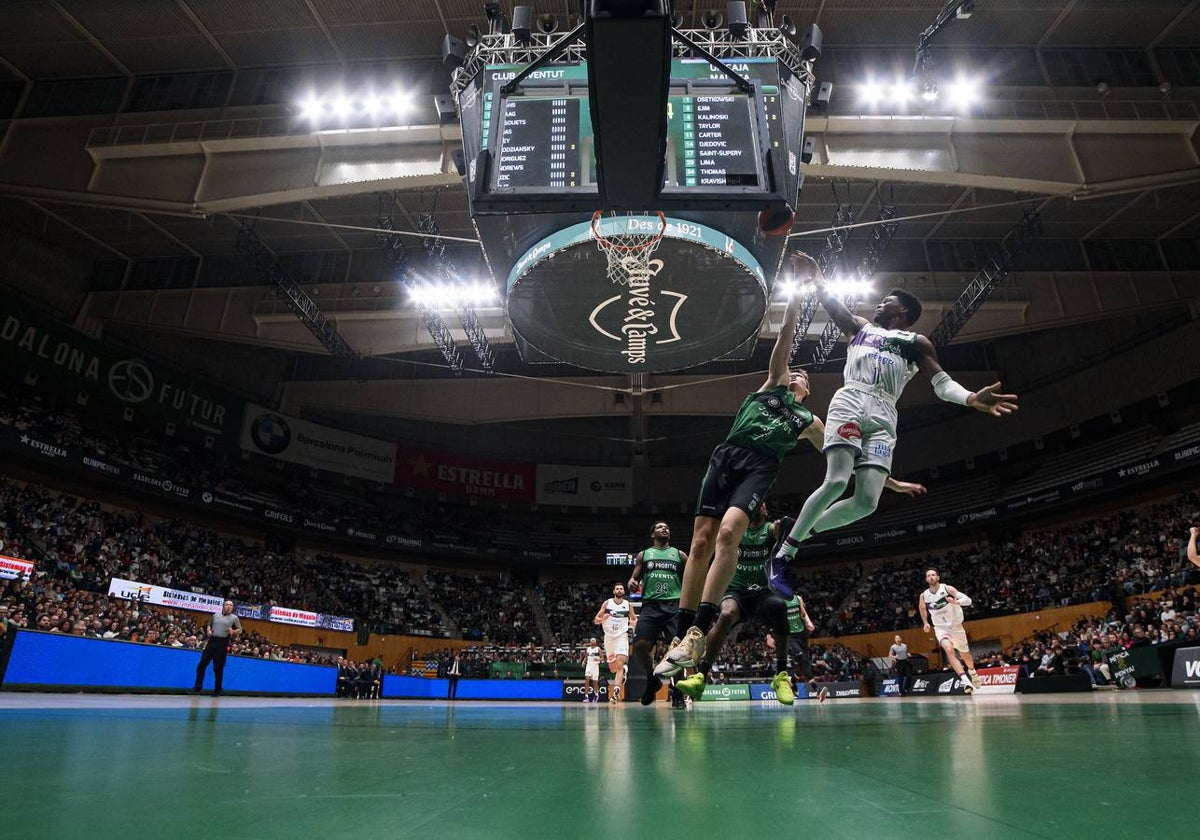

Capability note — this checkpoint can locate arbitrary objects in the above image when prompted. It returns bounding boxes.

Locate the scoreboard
[460,58,803,213]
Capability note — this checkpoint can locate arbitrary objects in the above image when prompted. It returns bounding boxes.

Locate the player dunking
[627,521,687,705]
[919,568,978,693]
[653,259,821,677]
[655,253,928,677]
[768,276,1017,596]
[582,637,602,703]
[594,584,636,703]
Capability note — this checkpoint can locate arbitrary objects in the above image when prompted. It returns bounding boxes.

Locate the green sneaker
[770,671,795,706]
[676,672,707,700]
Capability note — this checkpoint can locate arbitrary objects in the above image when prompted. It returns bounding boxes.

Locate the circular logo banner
[506,216,766,373]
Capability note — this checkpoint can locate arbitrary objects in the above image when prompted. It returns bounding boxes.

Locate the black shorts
[695,443,779,519]
[634,600,679,643]
[722,588,787,628]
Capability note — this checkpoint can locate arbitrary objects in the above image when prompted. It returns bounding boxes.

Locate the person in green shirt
[628,521,687,705]
[655,253,825,679]
[676,503,797,704]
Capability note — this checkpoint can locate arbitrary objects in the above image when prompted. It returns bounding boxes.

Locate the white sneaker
[960,677,974,695]
[654,627,705,677]
[818,686,830,703]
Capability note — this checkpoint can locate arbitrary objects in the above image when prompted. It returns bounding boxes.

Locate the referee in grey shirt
[888,634,911,695]
[193,600,242,696]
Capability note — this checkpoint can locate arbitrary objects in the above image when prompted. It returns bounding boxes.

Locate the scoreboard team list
[493,97,583,189]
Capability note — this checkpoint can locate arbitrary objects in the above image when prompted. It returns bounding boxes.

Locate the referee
[889,634,911,695]
[193,600,242,696]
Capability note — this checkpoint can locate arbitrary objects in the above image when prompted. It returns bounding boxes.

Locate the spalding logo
[837,422,862,441]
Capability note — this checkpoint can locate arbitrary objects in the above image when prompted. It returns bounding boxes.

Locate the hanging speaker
[537,13,559,33]
[726,2,748,37]
[513,5,533,42]
[702,10,724,29]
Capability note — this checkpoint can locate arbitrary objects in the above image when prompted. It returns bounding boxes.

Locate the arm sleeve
[931,371,972,406]
[954,592,973,607]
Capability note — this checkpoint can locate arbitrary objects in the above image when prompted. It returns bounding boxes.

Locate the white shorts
[604,635,629,659]
[822,387,899,472]
[584,663,600,680]
[934,624,970,654]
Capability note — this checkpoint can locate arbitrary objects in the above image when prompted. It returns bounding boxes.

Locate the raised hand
[967,382,1019,417]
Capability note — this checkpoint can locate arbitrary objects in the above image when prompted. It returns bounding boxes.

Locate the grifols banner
[0,290,244,446]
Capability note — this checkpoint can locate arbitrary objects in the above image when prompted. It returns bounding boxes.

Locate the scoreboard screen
[465,58,790,210]
[606,552,635,566]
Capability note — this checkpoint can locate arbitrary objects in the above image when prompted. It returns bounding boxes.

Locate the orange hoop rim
[590,210,667,252]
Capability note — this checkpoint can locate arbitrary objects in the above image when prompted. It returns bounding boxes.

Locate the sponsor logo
[916,520,946,533]
[938,680,953,694]
[17,434,67,459]
[303,518,336,533]
[873,528,906,540]
[833,688,860,698]
[131,472,189,499]
[264,509,295,524]
[977,668,1019,686]
[956,508,997,525]
[1175,444,1200,462]
[82,456,120,475]
[836,422,862,442]
[867,441,893,459]
[250,413,291,455]
[107,359,154,403]
[836,535,865,547]
[880,680,901,696]
[587,259,688,366]
[201,491,213,504]
[347,527,377,541]
[911,679,929,692]
[543,477,579,495]
[1118,459,1159,479]
[1071,477,1104,493]
[385,534,422,547]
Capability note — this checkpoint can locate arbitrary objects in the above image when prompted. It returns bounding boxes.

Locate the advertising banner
[751,681,810,702]
[697,683,751,702]
[242,404,395,483]
[0,290,243,446]
[1170,646,1200,688]
[0,553,34,581]
[535,463,634,507]
[908,672,967,695]
[821,680,864,699]
[108,576,225,612]
[975,665,1021,694]
[395,445,535,502]
[880,678,901,697]
[562,679,610,701]
[108,577,354,631]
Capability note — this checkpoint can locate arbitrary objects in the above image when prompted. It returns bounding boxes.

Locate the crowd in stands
[974,584,1200,686]
[832,494,1200,635]
[424,570,540,643]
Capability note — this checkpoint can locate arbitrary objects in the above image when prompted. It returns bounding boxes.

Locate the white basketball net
[592,212,666,286]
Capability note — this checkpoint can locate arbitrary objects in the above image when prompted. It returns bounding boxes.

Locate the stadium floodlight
[299,93,322,123]
[331,94,353,122]
[945,75,982,111]
[388,90,414,116]
[408,281,499,310]
[890,78,915,107]
[361,92,383,118]
[858,80,884,108]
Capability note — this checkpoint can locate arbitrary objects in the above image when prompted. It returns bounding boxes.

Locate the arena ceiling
[0,1,1198,467]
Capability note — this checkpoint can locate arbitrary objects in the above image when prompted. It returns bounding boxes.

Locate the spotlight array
[777,278,874,300]
[408,281,498,309]
[297,89,416,127]
[855,74,983,112]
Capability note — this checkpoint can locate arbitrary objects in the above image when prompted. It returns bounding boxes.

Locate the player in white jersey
[918,568,978,693]
[768,277,1018,596]
[582,637,603,703]
[593,583,636,703]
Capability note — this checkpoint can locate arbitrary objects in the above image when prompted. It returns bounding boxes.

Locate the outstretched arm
[763,274,807,390]
[800,416,826,451]
[884,478,927,497]
[1188,527,1199,569]
[812,257,868,337]
[914,335,1018,417]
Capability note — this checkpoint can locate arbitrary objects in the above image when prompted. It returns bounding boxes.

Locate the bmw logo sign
[251,413,291,455]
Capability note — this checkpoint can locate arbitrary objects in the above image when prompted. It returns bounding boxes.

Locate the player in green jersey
[628,521,688,705]
[676,503,796,704]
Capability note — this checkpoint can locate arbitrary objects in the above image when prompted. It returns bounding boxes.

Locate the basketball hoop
[591,211,667,286]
